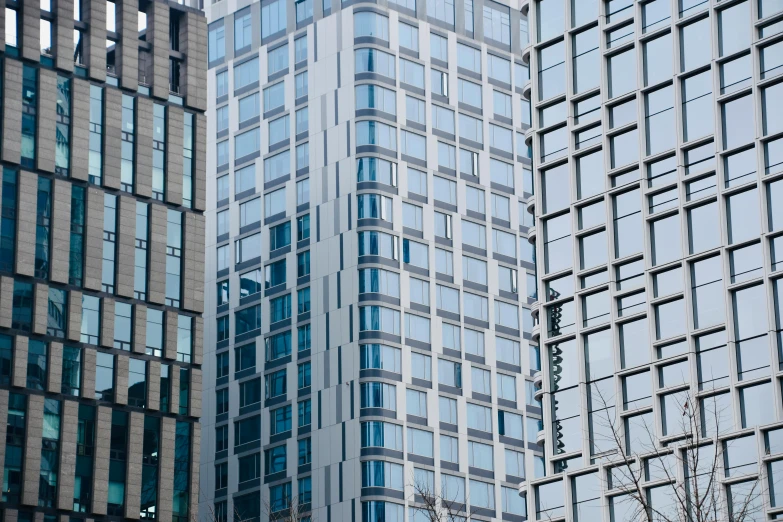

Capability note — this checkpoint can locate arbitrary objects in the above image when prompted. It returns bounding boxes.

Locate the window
[263,82,285,113]
[406,313,431,343]
[727,188,760,244]
[682,71,713,143]
[539,40,565,100]
[356,121,397,150]
[644,32,672,87]
[573,27,599,93]
[234,11,251,52]
[261,0,286,38]
[295,71,308,99]
[208,21,225,62]
[538,0,564,42]
[458,78,482,109]
[355,48,396,79]
[354,12,389,41]
[264,150,290,183]
[428,0,455,25]
[295,36,307,64]
[296,0,312,22]
[401,130,426,160]
[483,1,510,44]
[399,23,418,51]
[431,32,448,62]
[608,48,636,98]
[234,58,259,91]
[356,84,396,114]
[722,94,754,150]
[645,86,675,156]
[488,54,511,84]
[494,91,512,119]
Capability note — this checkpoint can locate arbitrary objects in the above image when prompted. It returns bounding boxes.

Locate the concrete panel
[48,341,63,394]
[81,347,96,399]
[193,112,207,211]
[15,170,37,277]
[37,68,58,173]
[124,410,145,518]
[190,367,202,418]
[116,195,137,298]
[148,204,167,304]
[149,1,170,99]
[100,297,115,348]
[118,0,140,89]
[67,289,82,342]
[181,11,207,112]
[50,178,72,284]
[165,310,178,360]
[115,352,129,405]
[0,390,7,480]
[22,394,44,505]
[70,78,91,181]
[182,212,205,313]
[103,88,123,190]
[148,359,161,410]
[85,0,107,81]
[83,186,104,291]
[158,417,177,522]
[135,97,154,198]
[57,399,79,510]
[166,105,184,206]
[91,405,113,515]
[55,0,75,72]
[2,59,21,164]
[20,0,40,61]
[12,335,27,388]
[33,282,49,335]
[133,303,147,354]
[0,275,13,328]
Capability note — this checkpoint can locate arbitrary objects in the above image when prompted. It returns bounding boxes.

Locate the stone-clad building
[0,2,207,522]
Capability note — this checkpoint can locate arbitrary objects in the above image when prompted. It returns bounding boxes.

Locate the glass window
[539,40,565,100]
[680,18,711,72]
[608,48,636,99]
[719,1,751,57]
[261,0,286,38]
[722,94,755,150]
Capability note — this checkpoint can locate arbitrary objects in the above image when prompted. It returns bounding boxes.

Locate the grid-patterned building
[0,2,208,522]
[526,0,783,520]
[201,0,542,520]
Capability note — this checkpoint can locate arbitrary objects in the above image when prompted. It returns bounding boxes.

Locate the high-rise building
[202,0,540,520]
[0,2,207,522]
[527,0,783,521]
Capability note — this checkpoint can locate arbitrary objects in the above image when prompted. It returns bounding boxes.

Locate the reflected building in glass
[0,1,208,522]
[527,0,783,521]
[202,0,541,520]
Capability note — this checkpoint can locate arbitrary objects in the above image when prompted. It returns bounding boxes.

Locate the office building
[0,2,208,522]
[528,0,783,521]
[202,0,539,520]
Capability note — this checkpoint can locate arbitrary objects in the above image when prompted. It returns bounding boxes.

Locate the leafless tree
[582,387,767,522]
[408,471,479,522]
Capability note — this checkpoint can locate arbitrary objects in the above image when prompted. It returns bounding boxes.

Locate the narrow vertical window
[69,185,85,287]
[152,103,167,200]
[38,398,61,507]
[182,113,194,207]
[55,76,71,176]
[166,210,182,307]
[121,94,135,192]
[135,202,148,299]
[35,177,52,279]
[0,167,18,272]
[88,85,103,184]
[21,65,37,168]
[102,194,117,293]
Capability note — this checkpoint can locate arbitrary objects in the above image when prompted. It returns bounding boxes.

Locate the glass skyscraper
[0,1,207,522]
[528,0,783,521]
[202,0,540,520]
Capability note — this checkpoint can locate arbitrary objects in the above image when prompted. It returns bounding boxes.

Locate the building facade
[527,0,783,521]
[0,2,208,522]
[202,0,541,520]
